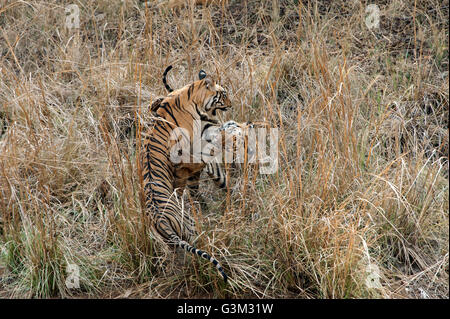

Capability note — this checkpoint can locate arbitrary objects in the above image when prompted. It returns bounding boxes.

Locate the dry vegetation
[0,0,448,298]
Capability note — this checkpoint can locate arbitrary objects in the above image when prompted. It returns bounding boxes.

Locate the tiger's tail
[178,238,228,283]
[162,65,173,92]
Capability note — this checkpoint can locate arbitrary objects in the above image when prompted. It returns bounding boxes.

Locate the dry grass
[0,0,448,298]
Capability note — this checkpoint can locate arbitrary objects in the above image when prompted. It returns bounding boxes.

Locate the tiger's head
[160,66,232,122]
[194,70,232,120]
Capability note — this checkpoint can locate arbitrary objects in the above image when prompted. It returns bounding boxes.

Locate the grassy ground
[0,0,448,298]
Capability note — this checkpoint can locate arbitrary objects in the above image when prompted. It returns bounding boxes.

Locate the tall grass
[0,0,448,298]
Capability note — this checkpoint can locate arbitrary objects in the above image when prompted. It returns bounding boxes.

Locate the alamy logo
[169,120,279,174]
[65,264,80,289]
[65,4,80,30]
[365,264,382,289]
[365,4,380,30]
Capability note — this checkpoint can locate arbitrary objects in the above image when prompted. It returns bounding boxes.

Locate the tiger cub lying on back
[142,66,250,282]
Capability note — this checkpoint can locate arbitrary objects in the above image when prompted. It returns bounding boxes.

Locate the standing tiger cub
[141,66,234,282]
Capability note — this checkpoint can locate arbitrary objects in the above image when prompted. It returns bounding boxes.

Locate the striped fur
[142,67,232,282]
[157,66,231,195]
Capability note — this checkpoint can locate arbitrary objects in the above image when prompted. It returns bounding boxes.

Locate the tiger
[155,66,231,195]
[142,65,245,283]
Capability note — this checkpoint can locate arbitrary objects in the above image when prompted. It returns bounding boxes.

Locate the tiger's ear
[204,76,215,90]
[198,70,207,80]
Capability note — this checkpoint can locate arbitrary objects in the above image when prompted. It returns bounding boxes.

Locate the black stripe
[162,66,173,92]
[159,104,180,127]
[187,83,194,100]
